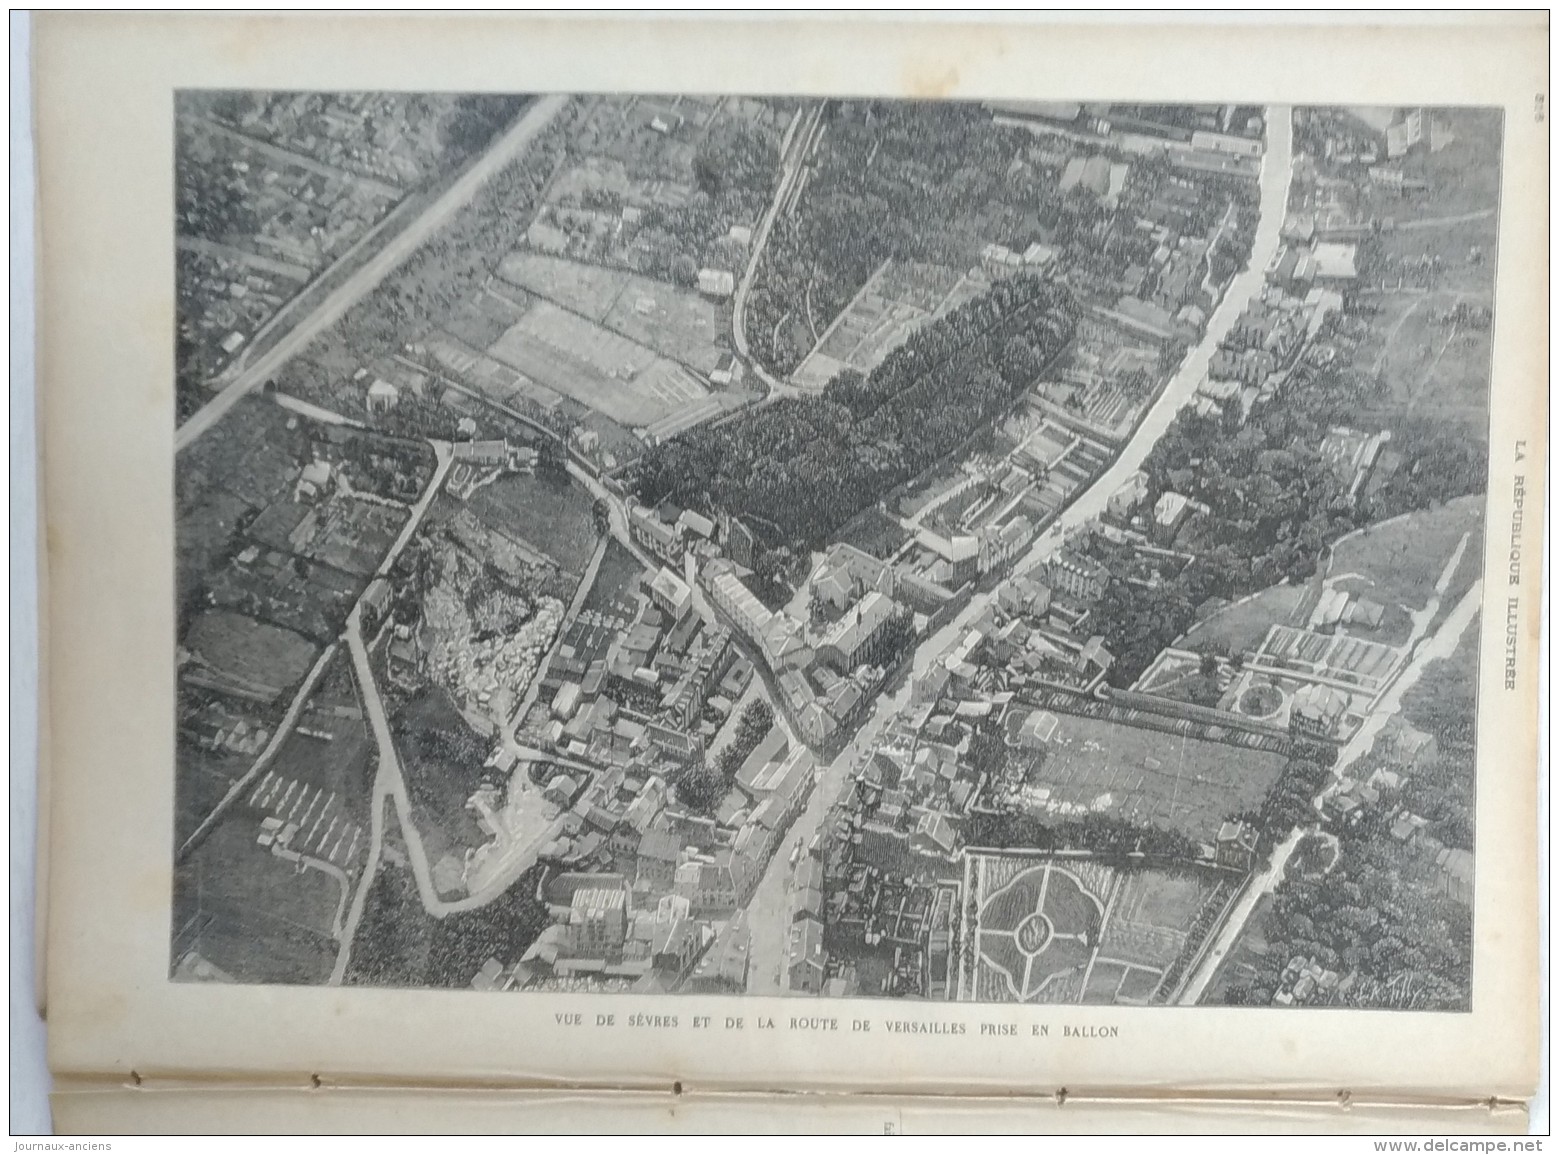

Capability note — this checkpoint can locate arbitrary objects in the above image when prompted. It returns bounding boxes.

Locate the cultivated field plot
[423,332,568,414]
[993,706,1288,842]
[497,252,726,373]
[1179,582,1308,654]
[300,496,407,577]
[486,301,713,430]
[463,473,601,576]
[791,260,988,391]
[183,610,320,704]
[960,851,1237,1006]
[1254,625,1403,693]
[174,809,347,985]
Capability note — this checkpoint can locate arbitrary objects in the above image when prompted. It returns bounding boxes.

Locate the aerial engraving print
[171,93,1497,1013]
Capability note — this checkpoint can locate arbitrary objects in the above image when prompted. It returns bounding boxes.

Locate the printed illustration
[172,95,1495,1009]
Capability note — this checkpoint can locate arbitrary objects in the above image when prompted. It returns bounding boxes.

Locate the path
[732,102,824,401]
[1178,580,1483,1004]
[1395,208,1496,231]
[177,95,571,451]
[193,116,404,200]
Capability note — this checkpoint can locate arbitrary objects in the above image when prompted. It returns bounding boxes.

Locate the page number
[1536,94,1545,123]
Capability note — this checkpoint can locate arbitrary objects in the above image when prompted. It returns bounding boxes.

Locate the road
[1177,579,1484,1003]
[742,105,1296,995]
[176,94,572,453]
[731,102,824,401]
[1395,208,1496,231]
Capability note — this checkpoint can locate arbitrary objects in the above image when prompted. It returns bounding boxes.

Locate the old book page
[33,12,1546,1130]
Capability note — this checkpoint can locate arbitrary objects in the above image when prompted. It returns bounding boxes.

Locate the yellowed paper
[32,11,1546,1130]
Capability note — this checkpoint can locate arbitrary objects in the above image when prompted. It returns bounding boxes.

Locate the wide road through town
[745,106,1295,995]
[175,94,571,453]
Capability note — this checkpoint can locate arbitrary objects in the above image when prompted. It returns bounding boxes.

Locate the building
[648,567,693,621]
[1290,683,1349,739]
[628,504,684,565]
[977,517,1035,575]
[810,542,897,613]
[1190,129,1264,158]
[1042,552,1108,604]
[916,529,980,585]
[817,590,907,672]
[1215,820,1259,871]
[674,855,739,915]
[453,439,511,467]
[1023,242,1058,269]
[1310,242,1359,285]
[687,911,751,993]
[677,508,717,542]
[697,268,735,298]
[294,459,332,503]
[1435,847,1473,905]
[1108,470,1150,520]
[1385,108,1425,159]
[708,567,811,672]
[365,377,400,413]
[1153,491,1197,538]
[635,827,683,892]
[569,886,629,956]
[788,918,827,994]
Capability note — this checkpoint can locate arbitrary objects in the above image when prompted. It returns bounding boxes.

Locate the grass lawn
[466,472,600,575]
[1002,710,1289,843]
[183,610,320,699]
[173,813,344,985]
[1328,494,1484,612]
[837,506,911,560]
[1180,583,1305,655]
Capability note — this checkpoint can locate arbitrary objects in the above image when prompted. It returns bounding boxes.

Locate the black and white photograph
[169,92,1498,1012]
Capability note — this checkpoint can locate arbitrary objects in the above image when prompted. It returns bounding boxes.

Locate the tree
[591,498,611,537]
[676,764,727,813]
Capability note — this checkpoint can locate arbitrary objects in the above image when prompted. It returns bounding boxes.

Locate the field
[993,706,1289,842]
[486,301,711,429]
[581,538,648,617]
[961,852,1234,1006]
[497,252,726,373]
[183,610,320,705]
[1179,582,1307,654]
[1354,290,1494,430]
[463,472,601,576]
[172,807,347,986]
[791,260,988,391]
[1327,495,1484,613]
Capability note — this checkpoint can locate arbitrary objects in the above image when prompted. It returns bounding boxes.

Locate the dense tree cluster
[744,100,1256,375]
[965,809,1199,864]
[675,699,776,814]
[346,856,551,989]
[636,274,1075,553]
[1083,347,1485,686]
[1220,828,1471,1010]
